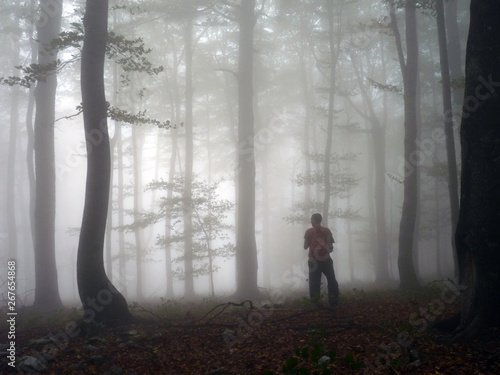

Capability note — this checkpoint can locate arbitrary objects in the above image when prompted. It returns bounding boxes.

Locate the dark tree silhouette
[77,0,131,323]
[389,0,420,289]
[454,0,500,337]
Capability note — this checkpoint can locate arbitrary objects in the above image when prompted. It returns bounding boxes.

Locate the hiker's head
[311,213,322,226]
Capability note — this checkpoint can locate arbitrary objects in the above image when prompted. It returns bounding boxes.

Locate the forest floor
[2,284,500,375]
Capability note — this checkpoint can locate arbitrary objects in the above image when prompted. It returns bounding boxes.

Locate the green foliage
[366,77,403,95]
[108,105,171,128]
[127,177,236,280]
[106,31,164,78]
[1,21,163,88]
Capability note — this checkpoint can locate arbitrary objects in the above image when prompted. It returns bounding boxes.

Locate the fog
[0,0,470,309]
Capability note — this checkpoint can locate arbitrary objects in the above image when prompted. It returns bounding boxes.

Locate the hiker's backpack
[310,227,332,258]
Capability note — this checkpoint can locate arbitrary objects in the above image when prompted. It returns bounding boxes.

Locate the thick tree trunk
[436,0,460,279]
[235,0,260,299]
[32,0,63,310]
[77,0,130,323]
[454,0,500,337]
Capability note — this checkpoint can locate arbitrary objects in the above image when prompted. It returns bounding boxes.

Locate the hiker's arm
[304,230,310,250]
[328,231,335,249]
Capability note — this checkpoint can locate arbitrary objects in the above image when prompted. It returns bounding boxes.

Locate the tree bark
[436,0,460,278]
[444,0,463,108]
[183,14,195,298]
[322,0,340,228]
[132,124,144,300]
[235,0,260,299]
[389,0,420,289]
[7,36,20,260]
[348,51,390,284]
[32,0,64,310]
[454,0,500,337]
[77,0,131,323]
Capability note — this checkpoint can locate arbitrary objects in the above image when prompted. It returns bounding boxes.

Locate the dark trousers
[308,257,339,306]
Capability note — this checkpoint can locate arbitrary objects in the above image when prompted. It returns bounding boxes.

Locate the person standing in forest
[304,213,339,307]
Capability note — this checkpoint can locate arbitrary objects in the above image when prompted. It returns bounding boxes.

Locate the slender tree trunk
[165,131,177,299]
[435,176,442,276]
[105,136,116,281]
[444,0,463,108]
[132,124,144,300]
[322,0,339,227]
[26,86,36,248]
[206,101,216,295]
[77,0,130,323]
[436,0,460,279]
[299,40,312,216]
[183,14,195,298]
[7,37,20,260]
[32,0,64,310]
[389,0,420,289]
[25,20,37,252]
[347,196,355,281]
[261,144,271,287]
[349,52,390,283]
[164,47,182,299]
[235,0,260,299]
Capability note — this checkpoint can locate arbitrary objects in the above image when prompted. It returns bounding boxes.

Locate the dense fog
[0,0,470,308]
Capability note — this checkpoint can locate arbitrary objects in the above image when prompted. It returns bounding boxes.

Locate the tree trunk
[444,0,463,108]
[24,19,37,252]
[164,46,182,299]
[389,0,420,289]
[453,0,500,338]
[7,37,20,260]
[77,0,131,323]
[105,136,115,281]
[132,124,144,300]
[165,131,177,299]
[235,0,260,299]
[299,29,312,221]
[322,0,339,227]
[436,0,460,279]
[183,14,195,298]
[349,51,390,284]
[32,0,64,310]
